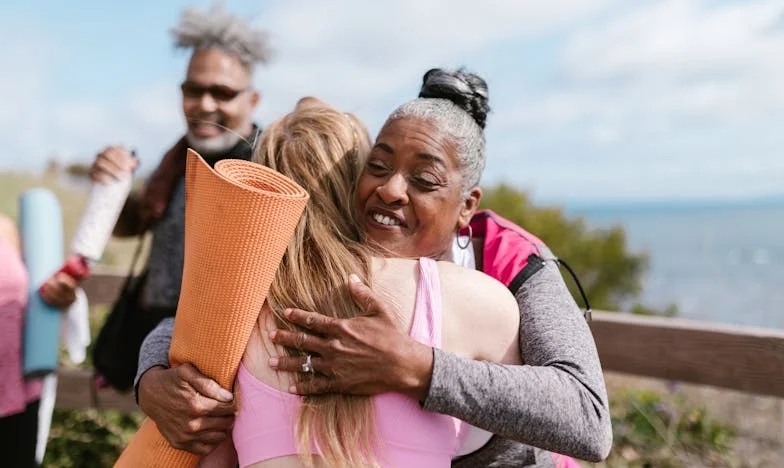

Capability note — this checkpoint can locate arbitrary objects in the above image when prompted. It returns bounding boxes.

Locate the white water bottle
[70,153,136,263]
[40,151,136,292]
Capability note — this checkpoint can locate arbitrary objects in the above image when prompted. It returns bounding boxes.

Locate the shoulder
[438,261,518,318]
[437,260,511,298]
[437,261,520,362]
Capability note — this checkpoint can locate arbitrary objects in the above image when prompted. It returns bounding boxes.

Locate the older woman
[135,70,612,466]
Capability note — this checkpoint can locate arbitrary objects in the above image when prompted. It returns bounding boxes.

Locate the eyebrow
[415,152,447,169]
[372,143,447,169]
[373,142,394,154]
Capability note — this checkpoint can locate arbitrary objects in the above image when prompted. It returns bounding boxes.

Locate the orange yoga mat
[115,149,309,467]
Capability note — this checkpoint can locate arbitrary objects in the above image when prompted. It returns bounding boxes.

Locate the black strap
[506,253,593,322]
[92,234,147,400]
[556,258,592,321]
[507,254,546,294]
[115,236,146,295]
[126,235,146,278]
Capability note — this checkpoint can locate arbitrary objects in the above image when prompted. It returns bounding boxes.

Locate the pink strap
[409,257,442,348]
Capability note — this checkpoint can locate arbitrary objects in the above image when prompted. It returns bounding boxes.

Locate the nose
[375,173,409,205]
[197,92,218,113]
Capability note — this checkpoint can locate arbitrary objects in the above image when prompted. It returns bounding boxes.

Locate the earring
[456,225,473,250]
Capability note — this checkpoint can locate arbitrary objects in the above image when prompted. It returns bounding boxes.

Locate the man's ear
[250,90,261,109]
[457,187,482,229]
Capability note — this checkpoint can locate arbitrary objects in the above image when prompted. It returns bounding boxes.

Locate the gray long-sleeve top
[135,261,612,467]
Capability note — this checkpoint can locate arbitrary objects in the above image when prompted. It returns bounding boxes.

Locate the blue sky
[1,0,783,204]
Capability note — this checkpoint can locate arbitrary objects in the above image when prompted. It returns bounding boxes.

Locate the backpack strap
[554,258,592,322]
[508,254,546,295]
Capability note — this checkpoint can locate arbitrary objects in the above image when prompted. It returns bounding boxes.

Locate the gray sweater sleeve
[134,317,175,402]
[424,261,613,462]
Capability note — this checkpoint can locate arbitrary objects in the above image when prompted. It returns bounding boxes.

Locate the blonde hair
[253,97,378,467]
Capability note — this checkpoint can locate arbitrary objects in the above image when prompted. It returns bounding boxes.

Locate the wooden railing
[55,272,784,411]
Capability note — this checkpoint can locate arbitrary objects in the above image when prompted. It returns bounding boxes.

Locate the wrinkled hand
[269,274,434,400]
[89,145,138,183]
[39,272,78,309]
[138,364,236,456]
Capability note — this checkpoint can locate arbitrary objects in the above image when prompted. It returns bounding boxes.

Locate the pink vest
[468,210,550,292]
[0,238,43,416]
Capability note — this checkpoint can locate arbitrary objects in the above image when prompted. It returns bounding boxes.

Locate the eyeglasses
[180,81,250,102]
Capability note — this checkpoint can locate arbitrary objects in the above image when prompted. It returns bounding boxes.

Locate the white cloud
[252,0,614,130]
[591,124,620,144]
[482,0,784,201]
[558,0,784,121]
[565,0,784,82]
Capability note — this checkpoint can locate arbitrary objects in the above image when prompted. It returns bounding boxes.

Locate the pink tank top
[0,237,43,417]
[233,257,465,467]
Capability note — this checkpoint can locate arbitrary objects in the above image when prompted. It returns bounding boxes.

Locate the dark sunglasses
[180,81,249,102]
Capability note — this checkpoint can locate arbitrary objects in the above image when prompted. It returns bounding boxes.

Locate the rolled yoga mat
[115,149,309,467]
[19,188,64,377]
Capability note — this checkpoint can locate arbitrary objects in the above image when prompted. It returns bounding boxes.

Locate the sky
[1,0,783,205]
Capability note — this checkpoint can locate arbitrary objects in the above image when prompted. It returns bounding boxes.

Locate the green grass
[594,389,736,467]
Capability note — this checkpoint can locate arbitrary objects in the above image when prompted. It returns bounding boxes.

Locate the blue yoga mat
[19,188,64,377]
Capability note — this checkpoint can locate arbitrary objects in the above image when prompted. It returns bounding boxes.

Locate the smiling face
[354,117,481,260]
[181,48,260,153]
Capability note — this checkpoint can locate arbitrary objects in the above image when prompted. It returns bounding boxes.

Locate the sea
[569,202,784,331]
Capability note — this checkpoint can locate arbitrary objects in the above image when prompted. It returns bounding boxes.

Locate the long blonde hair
[253,97,377,467]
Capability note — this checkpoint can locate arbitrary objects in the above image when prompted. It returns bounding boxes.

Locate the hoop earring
[456,225,472,250]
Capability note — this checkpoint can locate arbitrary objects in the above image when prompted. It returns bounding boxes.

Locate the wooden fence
[54,272,784,411]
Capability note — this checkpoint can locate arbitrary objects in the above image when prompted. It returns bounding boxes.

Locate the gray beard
[185,130,243,156]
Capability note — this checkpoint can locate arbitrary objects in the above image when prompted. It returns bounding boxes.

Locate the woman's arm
[424,261,612,461]
[0,214,77,308]
[273,265,611,462]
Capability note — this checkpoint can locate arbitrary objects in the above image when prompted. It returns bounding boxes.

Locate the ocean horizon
[568,201,784,331]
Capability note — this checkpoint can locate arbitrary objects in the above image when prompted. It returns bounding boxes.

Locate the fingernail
[288,385,297,394]
[283,309,292,318]
[349,274,361,284]
[219,389,233,401]
[269,330,277,340]
[268,357,278,367]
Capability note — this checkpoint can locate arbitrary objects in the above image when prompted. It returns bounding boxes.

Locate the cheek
[413,195,459,239]
[182,99,195,115]
[354,174,374,205]
[220,104,238,121]
[225,99,253,121]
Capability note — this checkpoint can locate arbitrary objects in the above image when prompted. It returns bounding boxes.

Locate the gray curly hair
[387,99,486,195]
[170,5,271,68]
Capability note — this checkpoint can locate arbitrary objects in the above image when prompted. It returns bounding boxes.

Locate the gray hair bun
[418,68,490,129]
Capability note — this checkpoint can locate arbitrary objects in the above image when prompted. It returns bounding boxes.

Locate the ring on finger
[301,354,314,374]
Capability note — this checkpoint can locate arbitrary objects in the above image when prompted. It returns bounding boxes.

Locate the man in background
[88,5,269,454]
